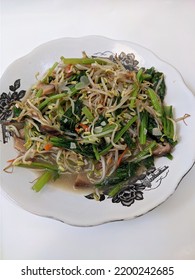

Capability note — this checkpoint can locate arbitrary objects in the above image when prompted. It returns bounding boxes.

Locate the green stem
[93,144,100,160]
[35,88,43,98]
[15,162,58,171]
[163,105,174,139]
[134,141,156,163]
[147,88,163,116]
[61,56,107,65]
[139,111,148,145]
[129,85,139,109]
[136,68,143,83]
[82,106,94,122]
[32,170,54,192]
[99,115,137,156]
[108,184,122,197]
[42,62,58,83]
[38,93,65,110]
[101,124,117,133]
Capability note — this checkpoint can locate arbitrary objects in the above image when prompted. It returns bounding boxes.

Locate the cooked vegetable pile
[5,52,179,198]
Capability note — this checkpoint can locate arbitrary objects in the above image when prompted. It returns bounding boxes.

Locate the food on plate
[3,52,184,201]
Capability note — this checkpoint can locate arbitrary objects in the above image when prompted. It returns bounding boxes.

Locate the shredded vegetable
[5,52,180,196]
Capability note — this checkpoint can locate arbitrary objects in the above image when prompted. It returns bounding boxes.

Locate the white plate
[1,36,195,226]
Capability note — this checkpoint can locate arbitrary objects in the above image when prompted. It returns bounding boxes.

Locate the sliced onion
[152,127,162,136]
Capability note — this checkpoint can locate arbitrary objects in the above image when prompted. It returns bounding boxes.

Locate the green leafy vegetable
[99,115,138,156]
[60,99,83,132]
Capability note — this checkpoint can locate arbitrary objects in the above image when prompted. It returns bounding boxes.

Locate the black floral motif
[120,52,139,70]
[111,52,139,71]
[0,79,26,143]
[111,166,169,207]
[85,193,106,201]
[0,79,26,121]
[86,165,169,207]
[93,51,139,71]
[112,185,144,207]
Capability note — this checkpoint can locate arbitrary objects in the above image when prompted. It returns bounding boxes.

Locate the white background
[0,0,195,260]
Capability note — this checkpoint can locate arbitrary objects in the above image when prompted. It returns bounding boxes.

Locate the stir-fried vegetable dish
[4,52,182,200]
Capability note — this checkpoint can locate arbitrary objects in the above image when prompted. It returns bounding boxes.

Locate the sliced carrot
[75,127,81,133]
[79,123,89,132]
[64,64,73,78]
[7,158,16,163]
[64,64,72,73]
[75,123,90,134]
[117,147,129,167]
[44,143,53,151]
